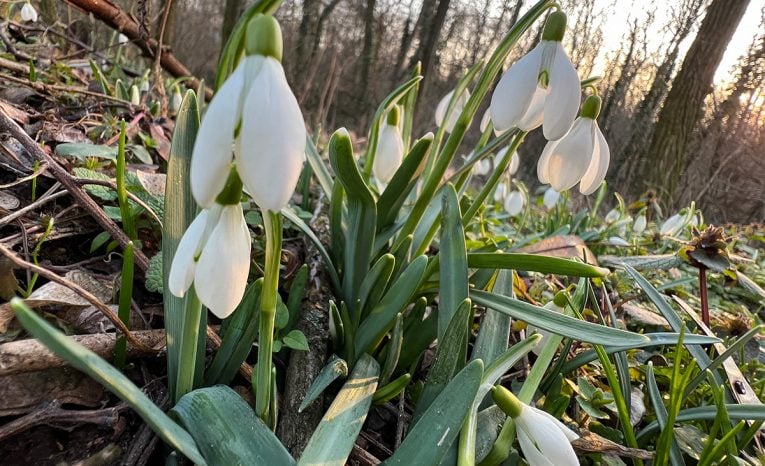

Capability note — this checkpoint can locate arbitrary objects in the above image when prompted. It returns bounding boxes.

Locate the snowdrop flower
[373,107,404,183]
[504,190,524,216]
[490,11,580,140]
[492,385,579,466]
[497,146,520,176]
[527,296,565,355]
[171,86,183,114]
[118,33,129,45]
[435,88,470,133]
[542,187,560,209]
[494,180,508,202]
[480,108,492,133]
[191,15,305,212]
[168,174,251,318]
[604,236,630,246]
[605,208,620,224]
[660,213,684,236]
[474,158,491,176]
[537,95,610,194]
[633,214,647,234]
[21,2,37,22]
[139,78,150,93]
[130,85,140,106]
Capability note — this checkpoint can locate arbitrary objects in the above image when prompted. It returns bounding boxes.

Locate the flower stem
[699,266,709,327]
[256,210,282,423]
[174,285,203,403]
[114,241,134,369]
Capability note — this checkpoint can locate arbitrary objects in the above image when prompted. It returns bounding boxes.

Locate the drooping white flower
[496,146,520,176]
[537,95,609,194]
[633,214,647,234]
[605,208,620,224]
[168,202,251,318]
[604,236,630,246]
[171,87,183,114]
[490,11,580,141]
[542,187,560,209]
[21,2,38,22]
[373,108,404,183]
[191,16,306,212]
[494,180,508,202]
[435,88,470,133]
[130,85,140,106]
[480,108,492,133]
[504,190,524,216]
[492,385,579,466]
[527,300,564,355]
[660,214,684,236]
[118,33,129,45]
[474,158,491,176]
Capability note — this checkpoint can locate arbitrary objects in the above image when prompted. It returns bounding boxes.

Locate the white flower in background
[633,214,647,234]
[496,146,520,176]
[527,299,564,355]
[494,180,508,202]
[504,190,524,216]
[171,87,183,114]
[480,108,492,133]
[492,385,579,466]
[130,85,140,106]
[660,213,684,236]
[474,158,491,176]
[604,236,630,246]
[537,95,610,194]
[139,78,150,93]
[118,33,129,45]
[191,16,306,212]
[373,107,404,183]
[542,187,560,209]
[21,2,38,22]
[435,88,470,133]
[605,208,620,224]
[169,202,251,318]
[490,11,580,141]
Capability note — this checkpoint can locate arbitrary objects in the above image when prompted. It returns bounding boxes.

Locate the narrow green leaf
[11,299,206,465]
[305,136,334,200]
[637,405,765,442]
[358,254,395,316]
[377,134,433,229]
[439,185,469,342]
[472,269,513,367]
[646,363,685,466]
[281,207,341,293]
[299,355,348,413]
[380,313,404,385]
[385,360,483,465]
[171,386,294,465]
[299,355,379,466]
[467,253,609,277]
[286,265,308,332]
[397,297,436,370]
[471,290,649,347]
[163,90,200,397]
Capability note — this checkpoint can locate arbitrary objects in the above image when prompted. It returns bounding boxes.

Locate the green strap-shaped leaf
[467,253,609,277]
[472,269,513,367]
[163,90,200,397]
[171,386,294,465]
[281,207,341,293]
[305,136,335,200]
[354,255,428,355]
[471,290,650,347]
[377,134,433,230]
[358,254,395,317]
[646,363,685,466]
[299,355,349,413]
[385,360,484,465]
[328,129,377,305]
[439,185,469,342]
[11,299,206,465]
[299,354,379,466]
[637,405,765,442]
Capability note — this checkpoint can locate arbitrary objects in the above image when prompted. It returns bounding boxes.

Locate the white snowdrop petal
[633,215,647,233]
[543,187,560,209]
[373,123,404,182]
[504,190,524,216]
[507,151,520,176]
[190,60,248,208]
[480,108,491,133]
[579,123,610,195]
[168,210,209,298]
[195,204,251,318]
[435,90,454,127]
[517,429,555,466]
[546,119,594,191]
[238,58,306,212]
[531,406,580,442]
[543,43,581,141]
[517,86,547,131]
[21,3,37,22]
[490,44,543,132]
[536,139,559,185]
[660,214,683,235]
[519,408,579,466]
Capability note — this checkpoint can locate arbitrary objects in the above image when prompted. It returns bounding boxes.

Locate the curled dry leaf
[571,430,653,460]
[518,234,598,265]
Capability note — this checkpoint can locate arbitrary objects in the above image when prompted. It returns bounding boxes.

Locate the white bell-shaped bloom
[171,87,183,114]
[542,187,560,209]
[633,214,647,234]
[168,203,252,318]
[490,12,580,141]
[118,33,129,45]
[130,85,140,106]
[605,209,620,224]
[373,121,404,183]
[474,158,491,176]
[435,88,470,133]
[604,236,630,246]
[527,300,563,355]
[191,17,305,212]
[492,385,579,466]
[480,108,492,133]
[494,180,508,202]
[496,146,520,176]
[504,190,524,216]
[660,214,684,236]
[537,96,609,194]
[21,2,38,22]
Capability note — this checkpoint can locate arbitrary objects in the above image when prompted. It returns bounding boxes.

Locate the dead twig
[0,243,155,351]
[0,109,150,271]
[0,72,135,106]
[0,185,66,228]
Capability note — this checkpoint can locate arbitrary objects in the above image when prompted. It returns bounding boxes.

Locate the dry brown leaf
[0,366,106,416]
[0,191,20,210]
[518,235,598,265]
[149,122,171,160]
[135,170,166,197]
[572,430,653,460]
[0,99,29,124]
[622,303,671,328]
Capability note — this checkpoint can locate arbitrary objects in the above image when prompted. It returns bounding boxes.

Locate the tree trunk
[640,0,750,201]
[357,0,378,111]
